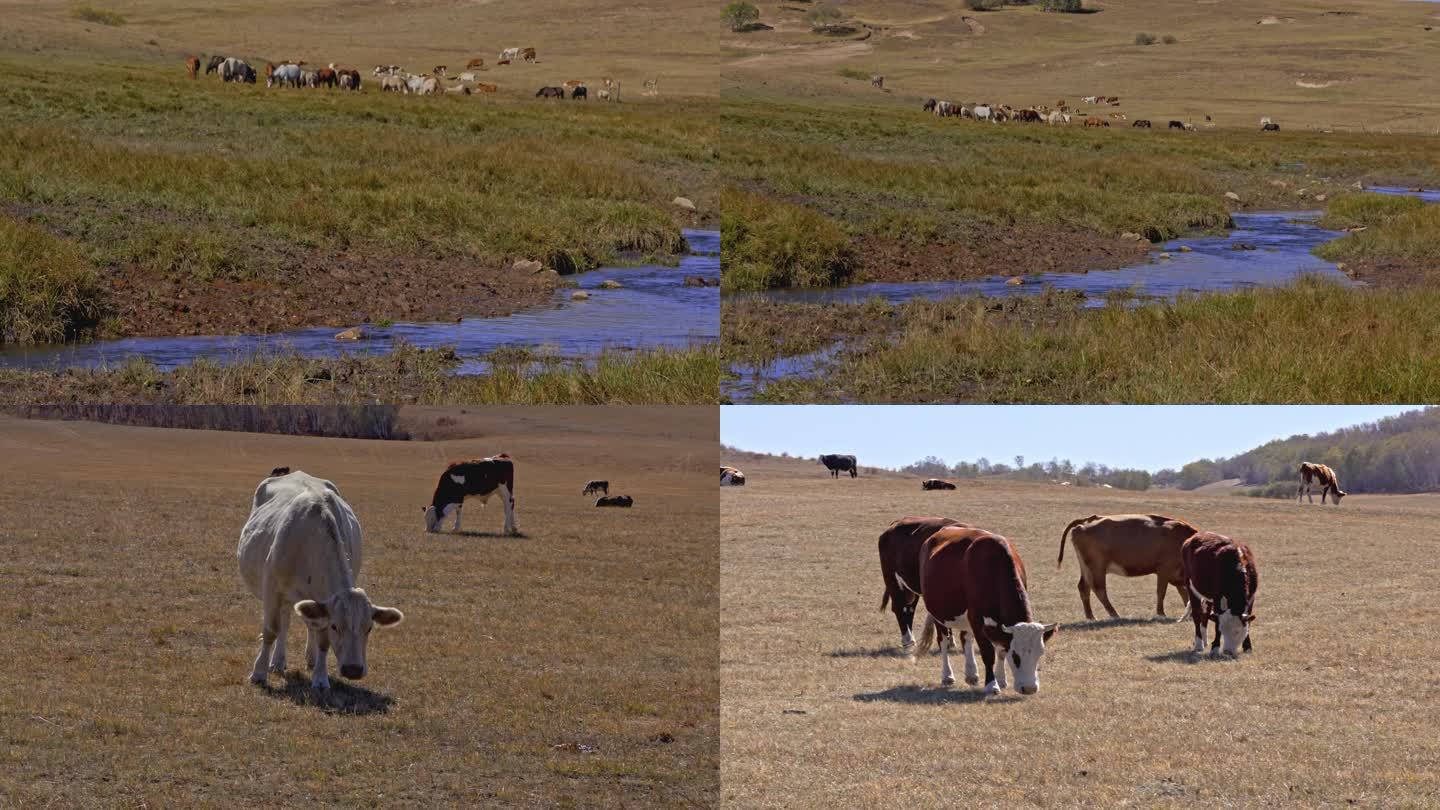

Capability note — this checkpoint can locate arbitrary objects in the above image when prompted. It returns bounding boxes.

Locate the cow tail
[914,613,936,654]
[1059,516,1091,568]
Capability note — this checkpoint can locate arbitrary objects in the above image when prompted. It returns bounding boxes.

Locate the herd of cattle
[240,456,634,690]
[186,50,657,101]
[921,96,1282,132]
[724,457,1349,696]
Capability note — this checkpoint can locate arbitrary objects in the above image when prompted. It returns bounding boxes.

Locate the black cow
[582,480,609,496]
[596,495,633,507]
[572,86,587,100]
[535,86,565,99]
[922,479,957,491]
[922,98,937,112]
[1132,119,1152,128]
[819,454,858,478]
[1261,122,1280,132]
[1168,120,1186,130]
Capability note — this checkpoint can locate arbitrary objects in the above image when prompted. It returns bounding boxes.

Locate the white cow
[721,466,746,486]
[238,470,403,689]
[499,47,522,62]
[973,104,993,123]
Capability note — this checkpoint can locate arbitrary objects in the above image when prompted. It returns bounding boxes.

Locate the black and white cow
[423,455,517,535]
[819,454,858,478]
[583,480,609,496]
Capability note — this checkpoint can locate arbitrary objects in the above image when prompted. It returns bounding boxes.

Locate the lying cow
[1058,514,1197,619]
[721,466,746,486]
[423,455,518,535]
[595,495,633,507]
[1182,531,1258,656]
[582,480,609,496]
[878,516,968,649]
[238,470,404,689]
[1297,461,1345,504]
[915,526,1058,694]
[921,479,957,491]
[1133,119,1152,128]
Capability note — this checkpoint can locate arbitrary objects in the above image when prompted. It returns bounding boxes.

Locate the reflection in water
[0,230,719,372]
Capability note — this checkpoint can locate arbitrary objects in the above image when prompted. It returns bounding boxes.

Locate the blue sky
[721,406,1421,472]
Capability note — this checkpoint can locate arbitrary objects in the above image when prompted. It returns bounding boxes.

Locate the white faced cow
[238,470,404,689]
[424,455,517,535]
[1297,462,1346,505]
[914,526,1058,695]
[1181,531,1258,657]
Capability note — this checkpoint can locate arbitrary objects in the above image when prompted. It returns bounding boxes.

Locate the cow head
[422,503,452,532]
[1215,597,1254,656]
[294,588,403,680]
[1332,489,1347,504]
[984,617,1058,694]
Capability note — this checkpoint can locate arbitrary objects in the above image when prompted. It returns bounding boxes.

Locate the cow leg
[1243,633,1253,653]
[1155,577,1169,617]
[268,608,289,673]
[1077,575,1096,620]
[896,599,915,649]
[978,639,1000,695]
[312,632,332,690]
[960,631,979,686]
[452,505,462,532]
[1189,596,1206,654]
[498,483,517,536]
[1209,618,1222,657]
[249,592,283,684]
[938,627,955,686]
[1093,571,1121,619]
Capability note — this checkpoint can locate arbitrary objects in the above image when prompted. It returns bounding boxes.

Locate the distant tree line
[1154,407,1440,495]
[898,454,1151,491]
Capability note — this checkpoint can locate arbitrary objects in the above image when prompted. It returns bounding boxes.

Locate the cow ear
[1042,623,1059,642]
[983,616,998,628]
[372,606,404,627]
[295,600,328,621]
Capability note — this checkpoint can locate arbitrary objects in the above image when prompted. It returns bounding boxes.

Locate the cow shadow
[1062,616,1175,633]
[828,645,912,659]
[1144,649,1228,665]
[256,671,395,715]
[445,530,528,539]
[853,684,1013,706]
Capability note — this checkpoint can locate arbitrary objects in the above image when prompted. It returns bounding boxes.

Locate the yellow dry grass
[724,0,1440,131]
[720,453,1440,807]
[0,408,718,807]
[2,0,717,95]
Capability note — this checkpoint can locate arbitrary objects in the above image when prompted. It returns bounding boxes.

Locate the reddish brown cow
[316,67,337,89]
[877,516,968,649]
[1058,514,1197,619]
[1182,532,1258,656]
[1297,462,1346,504]
[474,82,498,93]
[186,56,201,79]
[914,527,1058,695]
[466,57,485,70]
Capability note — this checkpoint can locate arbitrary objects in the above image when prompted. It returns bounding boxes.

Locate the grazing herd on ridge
[724,457,1349,696]
[241,456,638,690]
[921,95,1281,132]
[186,49,658,101]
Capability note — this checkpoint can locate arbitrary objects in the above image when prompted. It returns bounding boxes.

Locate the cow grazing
[238,470,403,689]
[818,454,858,478]
[499,47,521,62]
[523,47,538,63]
[316,67,337,89]
[870,74,884,89]
[721,466,746,486]
[433,65,448,76]
[1133,119,1152,128]
[1297,462,1345,505]
[914,527,1058,694]
[878,516,968,649]
[1084,116,1106,128]
[205,55,225,75]
[921,479,957,491]
[572,86,587,100]
[582,480,609,496]
[1058,514,1197,619]
[474,82,498,93]
[1181,532,1258,656]
[423,455,518,535]
[535,86,565,99]
[922,98,937,112]
[1168,120,1185,130]
[1262,122,1281,132]
[186,55,201,79]
[595,495,633,507]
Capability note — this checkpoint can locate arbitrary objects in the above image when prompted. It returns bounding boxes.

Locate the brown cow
[466,57,485,70]
[1182,532,1258,656]
[915,527,1058,694]
[186,56,201,79]
[474,82,498,93]
[316,67,337,89]
[1084,116,1106,128]
[522,47,537,62]
[877,516,968,649]
[1297,462,1345,504]
[1058,514,1197,619]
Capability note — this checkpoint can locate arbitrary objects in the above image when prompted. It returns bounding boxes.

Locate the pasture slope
[724,0,1440,133]
[0,408,718,807]
[720,453,1440,807]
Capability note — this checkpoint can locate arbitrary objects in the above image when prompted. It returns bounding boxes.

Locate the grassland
[0,342,721,405]
[724,280,1440,403]
[0,55,714,343]
[0,409,718,807]
[720,452,1440,807]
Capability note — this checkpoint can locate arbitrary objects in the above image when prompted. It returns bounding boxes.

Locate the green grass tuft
[70,6,125,25]
[0,216,104,343]
[720,187,853,290]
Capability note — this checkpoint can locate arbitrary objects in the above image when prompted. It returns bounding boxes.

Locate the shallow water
[748,212,1354,309]
[0,229,719,372]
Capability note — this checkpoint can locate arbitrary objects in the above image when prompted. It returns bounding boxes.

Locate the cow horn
[1000,622,1015,634]
[983,616,998,628]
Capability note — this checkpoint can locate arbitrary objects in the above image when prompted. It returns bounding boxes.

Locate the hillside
[723,0,1440,132]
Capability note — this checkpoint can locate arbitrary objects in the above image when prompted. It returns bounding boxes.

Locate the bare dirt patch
[854,225,1151,283]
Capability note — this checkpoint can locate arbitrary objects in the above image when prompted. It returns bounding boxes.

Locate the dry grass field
[720,452,1440,807]
[0,408,718,807]
[3,0,717,95]
[725,0,1440,132]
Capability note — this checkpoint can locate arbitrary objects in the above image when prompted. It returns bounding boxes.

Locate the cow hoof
[270,663,287,674]
[249,673,268,685]
[965,675,980,686]
[941,675,956,686]
[984,683,1001,696]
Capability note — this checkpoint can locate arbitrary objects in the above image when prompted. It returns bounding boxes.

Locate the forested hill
[1158,408,1440,494]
